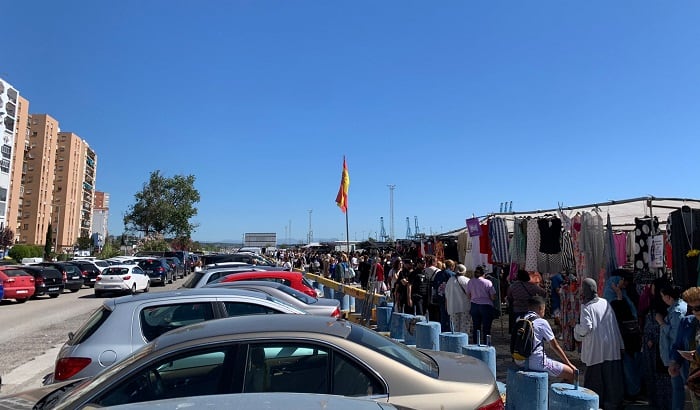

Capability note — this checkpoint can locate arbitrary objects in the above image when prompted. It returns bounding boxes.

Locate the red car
[0,266,36,303]
[215,270,317,297]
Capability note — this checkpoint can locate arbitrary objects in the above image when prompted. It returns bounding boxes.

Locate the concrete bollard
[505,367,548,410]
[376,307,393,332]
[415,321,441,350]
[324,286,335,300]
[335,293,350,311]
[439,332,469,354]
[390,313,411,340]
[403,315,424,345]
[348,296,355,312]
[355,297,365,314]
[549,383,598,410]
[462,344,497,379]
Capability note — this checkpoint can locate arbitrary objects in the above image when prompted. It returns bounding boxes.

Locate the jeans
[671,374,685,410]
[622,352,642,397]
[470,302,495,344]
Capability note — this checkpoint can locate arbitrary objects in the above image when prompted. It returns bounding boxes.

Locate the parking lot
[0,274,184,394]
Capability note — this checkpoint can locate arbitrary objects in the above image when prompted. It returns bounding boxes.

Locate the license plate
[146,270,153,273]
[90,278,96,282]
[48,287,59,291]
[16,290,28,294]
[72,276,80,279]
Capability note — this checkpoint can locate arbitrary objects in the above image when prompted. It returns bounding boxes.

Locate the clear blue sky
[5,1,700,243]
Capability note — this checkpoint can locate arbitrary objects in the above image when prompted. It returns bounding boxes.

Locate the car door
[241,342,387,398]
[133,266,148,290]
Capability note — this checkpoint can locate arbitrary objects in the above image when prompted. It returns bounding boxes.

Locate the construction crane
[379,217,387,241]
[414,216,421,237]
[405,217,412,239]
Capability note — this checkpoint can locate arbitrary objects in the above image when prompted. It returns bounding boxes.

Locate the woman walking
[466,266,496,343]
[445,264,471,333]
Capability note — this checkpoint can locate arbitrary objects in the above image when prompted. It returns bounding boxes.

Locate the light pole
[387,184,396,241]
[307,209,313,244]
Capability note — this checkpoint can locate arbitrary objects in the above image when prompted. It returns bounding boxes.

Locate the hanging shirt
[538,217,562,254]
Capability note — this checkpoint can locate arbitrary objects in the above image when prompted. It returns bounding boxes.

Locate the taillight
[4,278,15,284]
[122,275,131,280]
[62,272,67,282]
[81,270,88,278]
[330,307,341,318]
[54,357,92,381]
[157,267,164,273]
[478,397,505,410]
[96,276,102,282]
[35,277,44,285]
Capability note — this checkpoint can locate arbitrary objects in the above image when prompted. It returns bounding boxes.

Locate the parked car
[46,288,305,383]
[65,260,103,288]
[200,252,276,267]
[94,265,151,297]
[212,271,319,298]
[164,257,186,279]
[0,266,35,302]
[136,258,174,286]
[31,315,503,409]
[35,262,83,293]
[135,250,192,272]
[99,393,399,410]
[180,265,274,289]
[205,281,341,317]
[22,265,64,298]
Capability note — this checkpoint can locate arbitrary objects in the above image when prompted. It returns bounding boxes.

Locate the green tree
[140,238,171,252]
[9,244,32,263]
[76,235,93,251]
[97,242,121,259]
[44,223,53,260]
[123,171,200,238]
[0,226,14,254]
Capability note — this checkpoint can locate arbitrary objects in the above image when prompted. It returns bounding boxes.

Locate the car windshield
[104,268,130,275]
[180,271,205,288]
[3,268,30,277]
[276,285,316,304]
[348,322,438,378]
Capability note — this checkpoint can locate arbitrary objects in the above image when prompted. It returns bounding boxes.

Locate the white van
[21,257,44,265]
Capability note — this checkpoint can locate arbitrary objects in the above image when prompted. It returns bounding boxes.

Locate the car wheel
[16,298,27,303]
[70,288,80,293]
[144,281,150,293]
[168,274,173,284]
[49,293,60,298]
[95,290,104,298]
[130,283,137,295]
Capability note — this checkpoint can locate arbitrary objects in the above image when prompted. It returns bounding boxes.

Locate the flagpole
[345,208,350,257]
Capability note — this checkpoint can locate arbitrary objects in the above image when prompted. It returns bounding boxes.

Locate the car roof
[153,315,352,351]
[224,270,301,278]
[207,280,286,289]
[104,287,276,308]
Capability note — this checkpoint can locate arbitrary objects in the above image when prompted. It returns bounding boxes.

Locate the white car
[95,265,150,297]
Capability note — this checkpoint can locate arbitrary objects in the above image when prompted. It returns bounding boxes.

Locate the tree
[44,223,53,260]
[140,238,171,252]
[76,235,93,251]
[123,171,200,239]
[0,226,14,254]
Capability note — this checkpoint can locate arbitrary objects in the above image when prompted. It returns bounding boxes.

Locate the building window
[0,159,10,173]
[23,224,28,230]
[1,144,11,159]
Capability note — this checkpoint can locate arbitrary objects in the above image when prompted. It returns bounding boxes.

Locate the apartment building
[7,95,30,243]
[18,114,59,246]
[92,191,109,249]
[53,132,97,251]
[0,79,21,231]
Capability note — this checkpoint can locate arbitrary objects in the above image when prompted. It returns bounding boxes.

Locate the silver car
[47,288,305,384]
[179,265,281,288]
[33,315,503,410]
[205,281,341,317]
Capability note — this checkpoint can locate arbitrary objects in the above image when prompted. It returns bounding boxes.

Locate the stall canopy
[440,196,700,236]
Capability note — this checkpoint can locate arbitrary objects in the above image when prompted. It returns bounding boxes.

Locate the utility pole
[387,184,396,241]
[307,210,313,244]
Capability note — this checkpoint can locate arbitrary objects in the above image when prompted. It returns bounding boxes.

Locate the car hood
[0,380,79,410]
[420,349,496,384]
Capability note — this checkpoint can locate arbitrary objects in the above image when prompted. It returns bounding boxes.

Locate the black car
[22,265,64,298]
[137,258,174,286]
[165,257,186,279]
[66,260,102,288]
[35,262,83,292]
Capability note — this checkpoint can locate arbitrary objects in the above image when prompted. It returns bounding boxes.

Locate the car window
[244,343,329,394]
[240,277,290,286]
[104,268,130,275]
[276,286,316,304]
[3,268,31,277]
[331,353,386,397]
[133,267,145,275]
[205,272,223,284]
[68,306,112,346]
[223,302,283,317]
[93,347,231,407]
[140,303,215,342]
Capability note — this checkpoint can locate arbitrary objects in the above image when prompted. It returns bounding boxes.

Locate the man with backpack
[408,258,431,315]
[511,296,577,383]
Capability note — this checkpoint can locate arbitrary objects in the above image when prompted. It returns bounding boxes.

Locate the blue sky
[4,1,700,243]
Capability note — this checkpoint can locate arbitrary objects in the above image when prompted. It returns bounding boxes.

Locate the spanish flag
[335,156,350,213]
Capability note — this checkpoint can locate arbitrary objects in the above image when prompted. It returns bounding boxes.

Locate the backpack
[412,271,431,299]
[510,312,541,361]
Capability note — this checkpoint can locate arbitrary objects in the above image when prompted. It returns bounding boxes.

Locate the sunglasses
[689,305,700,312]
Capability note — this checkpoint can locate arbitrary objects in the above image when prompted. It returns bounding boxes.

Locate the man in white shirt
[574,278,624,410]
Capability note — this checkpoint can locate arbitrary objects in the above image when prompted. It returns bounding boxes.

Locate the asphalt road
[0,276,184,395]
